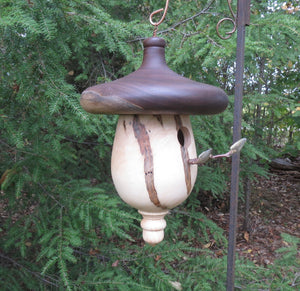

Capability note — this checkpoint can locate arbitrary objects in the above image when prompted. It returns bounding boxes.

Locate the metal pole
[226,1,250,290]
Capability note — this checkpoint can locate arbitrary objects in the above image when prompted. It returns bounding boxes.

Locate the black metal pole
[226,1,250,290]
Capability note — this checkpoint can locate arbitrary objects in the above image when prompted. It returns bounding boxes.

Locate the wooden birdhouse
[80,37,228,245]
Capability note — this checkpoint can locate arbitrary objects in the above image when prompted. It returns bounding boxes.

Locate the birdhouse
[80,37,228,245]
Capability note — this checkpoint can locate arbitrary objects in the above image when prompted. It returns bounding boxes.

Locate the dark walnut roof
[80,37,228,115]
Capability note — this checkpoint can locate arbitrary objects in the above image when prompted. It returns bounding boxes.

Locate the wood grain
[81,37,228,115]
[174,115,192,195]
[132,115,165,208]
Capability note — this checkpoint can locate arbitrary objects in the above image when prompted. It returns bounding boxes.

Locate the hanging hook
[149,0,170,36]
[216,0,237,40]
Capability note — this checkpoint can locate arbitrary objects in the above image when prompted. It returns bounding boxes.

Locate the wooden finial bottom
[139,210,169,246]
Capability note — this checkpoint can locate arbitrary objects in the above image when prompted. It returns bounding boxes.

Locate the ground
[203,169,300,265]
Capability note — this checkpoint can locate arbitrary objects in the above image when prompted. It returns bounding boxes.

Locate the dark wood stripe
[154,115,163,127]
[133,115,164,208]
[174,115,192,195]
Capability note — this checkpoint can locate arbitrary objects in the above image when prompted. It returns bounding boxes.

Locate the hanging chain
[149,0,170,36]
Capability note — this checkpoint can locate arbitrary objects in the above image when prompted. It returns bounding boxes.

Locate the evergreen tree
[1,0,299,290]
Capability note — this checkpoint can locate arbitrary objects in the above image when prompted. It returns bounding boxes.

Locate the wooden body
[111,114,197,244]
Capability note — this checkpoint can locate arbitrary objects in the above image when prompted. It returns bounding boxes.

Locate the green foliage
[0,0,299,290]
[235,233,300,290]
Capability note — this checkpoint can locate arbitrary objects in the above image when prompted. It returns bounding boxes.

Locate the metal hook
[149,0,170,36]
[216,17,236,40]
[216,0,237,40]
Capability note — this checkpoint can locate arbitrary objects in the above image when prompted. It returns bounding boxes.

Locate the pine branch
[0,252,59,287]
[160,0,216,33]
[127,0,216,42]
[23,166,64,207]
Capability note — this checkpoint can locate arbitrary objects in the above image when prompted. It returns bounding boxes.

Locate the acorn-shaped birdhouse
[80,37,228,245]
